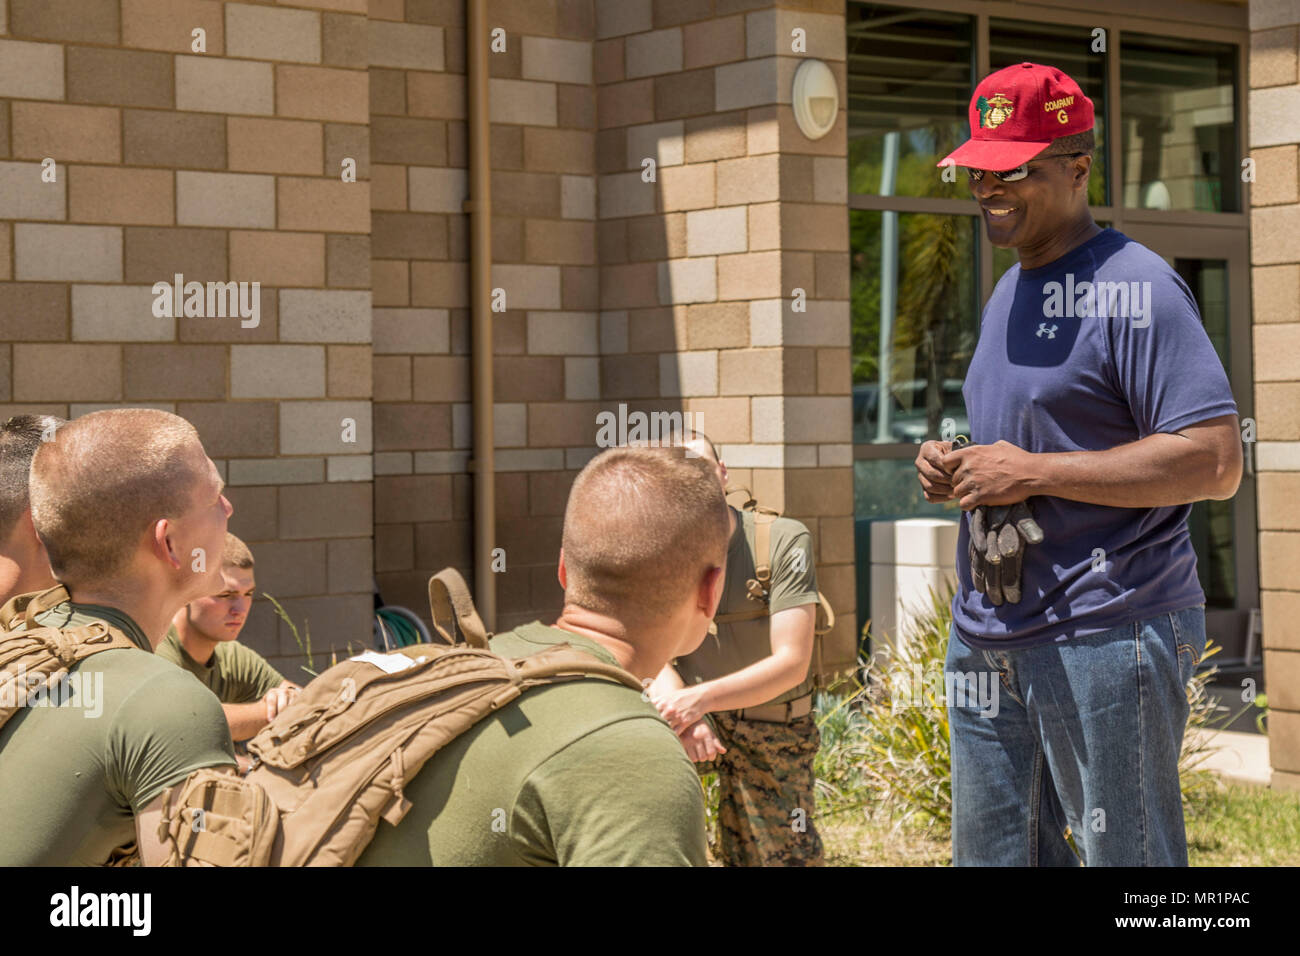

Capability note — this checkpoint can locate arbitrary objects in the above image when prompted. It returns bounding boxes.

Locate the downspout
[466,0,496,628]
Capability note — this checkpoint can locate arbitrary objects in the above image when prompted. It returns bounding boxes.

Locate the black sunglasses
[966,152,1090,184]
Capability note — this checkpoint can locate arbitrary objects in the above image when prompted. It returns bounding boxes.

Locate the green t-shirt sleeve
[107,667,237,813]
[510,717,708,866]
[222,643,285,703]
[154,632,183,666]
[768,522,819,615]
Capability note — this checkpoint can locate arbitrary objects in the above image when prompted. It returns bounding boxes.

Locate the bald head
[30,409,211,590]
[562,445,729,620]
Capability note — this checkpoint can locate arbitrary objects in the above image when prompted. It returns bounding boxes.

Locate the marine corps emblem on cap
[977,94,1014,129]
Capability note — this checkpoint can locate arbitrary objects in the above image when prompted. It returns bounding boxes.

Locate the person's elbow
[1206,434,1243,500]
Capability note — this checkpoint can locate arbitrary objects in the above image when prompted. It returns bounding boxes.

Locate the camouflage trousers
[698,710,824,867]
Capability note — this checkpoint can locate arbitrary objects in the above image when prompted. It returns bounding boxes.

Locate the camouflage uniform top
[674,505,819,707]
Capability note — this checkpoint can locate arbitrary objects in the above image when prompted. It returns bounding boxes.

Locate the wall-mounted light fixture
[792,59,838,140]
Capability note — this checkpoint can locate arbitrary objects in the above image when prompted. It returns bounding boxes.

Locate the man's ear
[1073,154,1092,190]
[556,548,568,590]
[699,565,725,619]
[153,518,183,571]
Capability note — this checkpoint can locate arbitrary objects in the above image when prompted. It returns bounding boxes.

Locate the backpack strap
[515,644,644,693]
[7,585,73,631]
[427,568,491,649]
[752,510,774,593]
[0,590,42,631]
[0,618,139,732]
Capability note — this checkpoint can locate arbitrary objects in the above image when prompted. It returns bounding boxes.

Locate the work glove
[948,436,1045,606]
[968,501,1044,605]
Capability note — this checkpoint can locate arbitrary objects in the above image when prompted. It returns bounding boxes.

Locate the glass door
[1119,223,1257,663]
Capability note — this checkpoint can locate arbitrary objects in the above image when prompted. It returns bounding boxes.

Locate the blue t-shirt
[953,228,1238,649]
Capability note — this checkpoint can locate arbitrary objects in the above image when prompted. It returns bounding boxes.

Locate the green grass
[818,780,1300,866]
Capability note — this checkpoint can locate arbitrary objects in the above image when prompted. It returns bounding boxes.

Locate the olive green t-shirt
[356,623,708,867]
[156,625,284,704]
[674,506,820,706]
[0,603,237,865]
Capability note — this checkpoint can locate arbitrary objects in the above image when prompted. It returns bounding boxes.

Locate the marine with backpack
[151,568,708,866]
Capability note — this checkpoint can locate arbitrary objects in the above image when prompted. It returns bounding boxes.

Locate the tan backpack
[714,491,837,688]
[0,585,140,730]
[154,568,645,867]
[0,586,146,865]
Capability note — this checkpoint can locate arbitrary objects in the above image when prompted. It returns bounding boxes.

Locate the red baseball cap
[938,62,1095,172]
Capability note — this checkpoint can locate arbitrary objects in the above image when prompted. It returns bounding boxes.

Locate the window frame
[847,0,1251,465]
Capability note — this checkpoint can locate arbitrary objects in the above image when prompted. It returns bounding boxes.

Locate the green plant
[262,593,316,679]
[813,584,1237,836]
[815,585,955,831]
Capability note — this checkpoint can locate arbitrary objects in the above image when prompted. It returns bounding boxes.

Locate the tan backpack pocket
[156,768,280,867]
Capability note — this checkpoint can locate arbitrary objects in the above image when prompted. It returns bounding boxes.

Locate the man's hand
[915,440,956,502]
[653,684,710,735]
[942,440,1039,509]
[678,719,727,763]
[263,681,300,724]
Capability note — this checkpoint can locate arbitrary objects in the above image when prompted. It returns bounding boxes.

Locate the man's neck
[0,536,56,607]
[67,582,185,653]
[174,615,219,666]
[552,606,667,681]
[1017,215,1101,271]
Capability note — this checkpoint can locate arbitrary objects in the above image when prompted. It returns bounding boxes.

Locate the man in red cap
[914,63,1242,866]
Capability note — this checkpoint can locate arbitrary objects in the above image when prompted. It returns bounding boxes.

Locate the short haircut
[222,533,254,571]
[30,409,207,589]
[562,445,729,619]
[1050,129,1095,156]
[0,415,64,540]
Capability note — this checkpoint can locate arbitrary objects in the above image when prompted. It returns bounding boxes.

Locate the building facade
[0,0,1296,786]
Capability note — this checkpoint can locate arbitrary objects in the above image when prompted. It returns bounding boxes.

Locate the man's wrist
[1023,450,1056,498]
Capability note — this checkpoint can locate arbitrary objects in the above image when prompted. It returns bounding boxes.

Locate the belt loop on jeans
[736,692,813,724]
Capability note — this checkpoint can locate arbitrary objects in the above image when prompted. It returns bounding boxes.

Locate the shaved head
[30,409,211,590]
[562,445,729,620]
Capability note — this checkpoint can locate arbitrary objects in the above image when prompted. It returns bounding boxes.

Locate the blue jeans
[945,606,1206,866]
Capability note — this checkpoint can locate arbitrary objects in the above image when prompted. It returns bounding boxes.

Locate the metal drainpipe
[466,0,495,629]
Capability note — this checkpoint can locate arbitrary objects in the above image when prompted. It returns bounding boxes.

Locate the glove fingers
[985,531,1001,567]
[1001,547,1022,604]
[1010,500,1045,545]
[985,556,1003,606]
[997,522,1020,560]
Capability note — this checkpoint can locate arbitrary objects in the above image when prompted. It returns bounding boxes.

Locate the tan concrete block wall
[595,0,856,667]
[0,0,374,679]
[1251,1,1300,790]
[371,0,601,631]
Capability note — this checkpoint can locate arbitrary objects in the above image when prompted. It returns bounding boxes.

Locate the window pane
[989,19,1108,207]
[851,210,979,445]
[855,459,959,520]
[1169,257,1234,607]
[1121,34,1239,212]
[847,3,973,200]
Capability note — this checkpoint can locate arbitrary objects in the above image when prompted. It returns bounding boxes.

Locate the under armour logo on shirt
[1036,323,1058,339]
